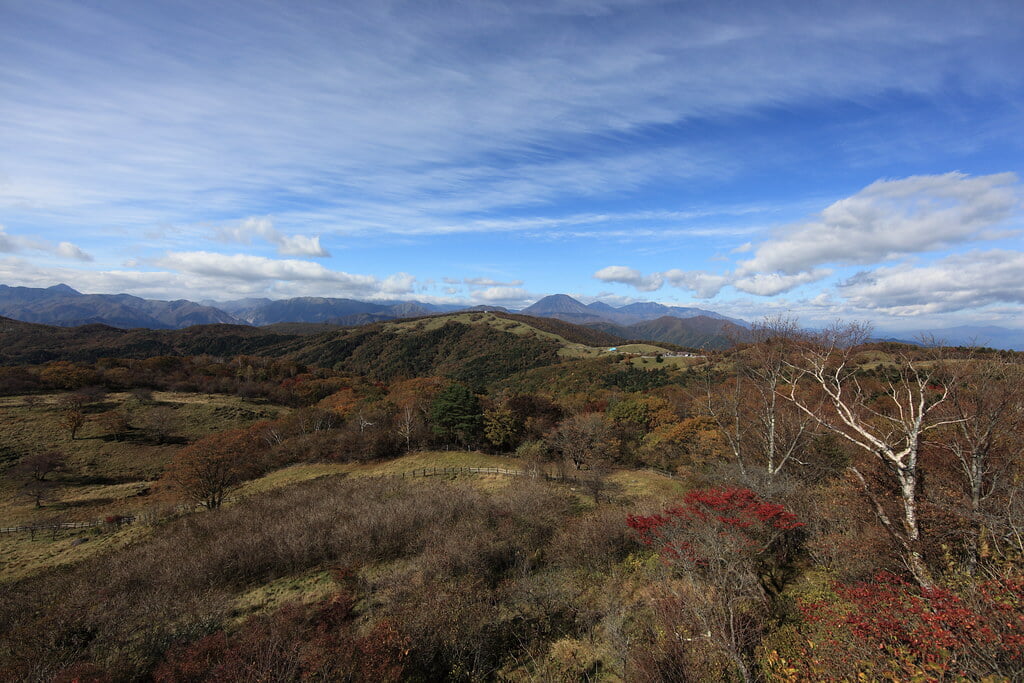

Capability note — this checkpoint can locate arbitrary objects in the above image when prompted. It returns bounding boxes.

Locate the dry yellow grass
[607,469,687,505]
[348,450,523,475]
[0,391,284,527]
[235,462,356,498]
[231,569,337,624]
[0,522,153,583]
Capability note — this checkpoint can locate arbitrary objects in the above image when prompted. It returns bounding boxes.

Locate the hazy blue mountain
[882,325,1024,351]
[616,301,744,326]
[520,294,606,322]
[521,294,748,328]
[230,297,391,325]
[585,301,620,314]
[586,315,750,350]
[1,285,752,335]
[0,284,240,329]
[208,297,273,315]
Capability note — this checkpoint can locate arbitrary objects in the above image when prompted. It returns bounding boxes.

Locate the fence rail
[2,464,678,536]
[0,500,216,536]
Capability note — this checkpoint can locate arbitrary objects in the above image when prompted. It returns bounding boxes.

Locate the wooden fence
[0,500,215,536]
[0,465,597,536]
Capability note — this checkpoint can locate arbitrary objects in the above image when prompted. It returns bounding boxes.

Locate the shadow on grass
[95,430,187,446]
[60,473,142,486]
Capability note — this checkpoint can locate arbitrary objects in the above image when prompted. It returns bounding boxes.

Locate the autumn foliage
[154,592,409,682]
[162,428,261,508]
[628,486,803,565]
[776,572,1024,680]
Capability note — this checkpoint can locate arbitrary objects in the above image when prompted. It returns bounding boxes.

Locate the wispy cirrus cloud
[459,277,526,287]
[3,1,1021,239]
[0,225,92,261]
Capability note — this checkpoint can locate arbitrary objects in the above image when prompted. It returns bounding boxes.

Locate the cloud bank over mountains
[595,172,1023,316]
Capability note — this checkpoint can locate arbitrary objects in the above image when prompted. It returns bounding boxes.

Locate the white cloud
[732,269,831,296]
[662,270,732,299]
[593,265,664,292]
[218,217,329,257]
[836,250,1024,315]
[737,172,1019,276]
[0,225,92,261]
[55,241,93,261]
[155,251,374,286]
[0,227,17,253]
[470,287,538,308]
[276,234,328,257]
[601,172,1022,300]
[381,272,416,295]
[463,277,525,287]
[5,2,1021,244]
[0,254,423,303]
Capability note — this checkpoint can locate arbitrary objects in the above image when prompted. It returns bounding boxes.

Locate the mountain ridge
[0,284,749,332]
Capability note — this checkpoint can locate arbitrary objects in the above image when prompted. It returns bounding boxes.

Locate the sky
[1,0,1023,333]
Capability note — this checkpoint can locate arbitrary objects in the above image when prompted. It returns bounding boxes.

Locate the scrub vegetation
[1,314,1023,681]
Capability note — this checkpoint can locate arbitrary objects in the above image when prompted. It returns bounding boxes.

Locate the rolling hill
[0,312,643,388]
[584,315,749,350]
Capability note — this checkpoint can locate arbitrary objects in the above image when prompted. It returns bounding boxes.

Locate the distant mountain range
[0,284,238,329]
[4,284,1021,350]
[519,293,746,327]
[878,325,1024,351]
[211,296,460,326]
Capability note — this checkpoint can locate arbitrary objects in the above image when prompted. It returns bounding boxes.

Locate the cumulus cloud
[595,266,730,298]
[218,217,330,257]
[732,269,831,296]
[469,287,538,307]
[662,270,732,299]
[381,272,416,295]
[599,173,1022,300]
[0,253,421,303]
[156,251,375,286]
[56,242,94,261]
[737,172,1019,276]
[593,265,664,292]
[836,250,1024,315]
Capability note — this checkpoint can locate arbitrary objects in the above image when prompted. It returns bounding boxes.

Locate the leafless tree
[704,315,816,479]
[20,450,66,481]
[19,478,55,508]
[143,405,179,444]
[940,359,1024,571]
[396,406,421,452]
[780,322,959,588]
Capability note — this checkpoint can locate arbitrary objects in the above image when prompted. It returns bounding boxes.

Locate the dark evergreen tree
[429,383,483,447]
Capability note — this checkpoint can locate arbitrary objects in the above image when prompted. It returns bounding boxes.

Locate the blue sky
[1,0,1022,332]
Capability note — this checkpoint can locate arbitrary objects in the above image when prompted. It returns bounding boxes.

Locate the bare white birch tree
[780,322,960,588]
